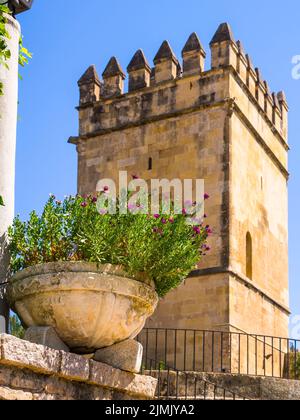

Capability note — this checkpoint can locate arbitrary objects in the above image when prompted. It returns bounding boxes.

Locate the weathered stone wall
[147,272,230,331]
[72,24,289,339]
[228,73,289,337]
[0,335,157,401]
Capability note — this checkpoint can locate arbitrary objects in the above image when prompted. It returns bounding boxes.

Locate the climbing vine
[0,6,31,207]
[0,4,31,96]
[0,4,11,96]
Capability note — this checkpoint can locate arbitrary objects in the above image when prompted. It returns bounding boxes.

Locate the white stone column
[0,14,21,333]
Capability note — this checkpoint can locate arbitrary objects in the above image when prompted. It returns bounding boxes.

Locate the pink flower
[103,186,109,193]
[161,218,167,224]
[204,193,210,200]
[182,208,187,216]
[169,217,175,224]
[154,214,160,219]
[92,196,98,203]
[193,226,201,235]
[81,202,87,208]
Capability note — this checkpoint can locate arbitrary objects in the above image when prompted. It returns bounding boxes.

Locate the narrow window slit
[246,232,253,280]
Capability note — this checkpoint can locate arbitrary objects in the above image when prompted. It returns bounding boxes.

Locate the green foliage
[0,195,4,206]
[0,5,11,96]
[8,194,210,297]
[0,5,31,95]
[288,351,300,380]
[9,314,25,339]
[18,35,32,70]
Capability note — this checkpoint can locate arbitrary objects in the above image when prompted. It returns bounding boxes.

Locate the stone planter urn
[7,262,158,354]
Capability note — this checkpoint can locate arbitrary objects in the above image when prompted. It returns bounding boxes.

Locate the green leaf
[0,195,4,206]
[0,7,31,95]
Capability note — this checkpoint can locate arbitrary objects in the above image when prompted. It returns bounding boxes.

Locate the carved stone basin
[7,262,158,353]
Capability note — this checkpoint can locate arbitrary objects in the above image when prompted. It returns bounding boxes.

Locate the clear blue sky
[15,0,300,333]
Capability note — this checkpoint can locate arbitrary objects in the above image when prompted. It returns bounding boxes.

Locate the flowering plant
[8,192,211,297]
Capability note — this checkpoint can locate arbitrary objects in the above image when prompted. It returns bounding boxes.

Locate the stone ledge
[189,266,290,315]
[201,372,300,400]
[0,334,157,400]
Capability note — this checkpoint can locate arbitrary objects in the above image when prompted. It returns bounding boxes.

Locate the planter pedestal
[25,326,144,374]
[94,339,143,373]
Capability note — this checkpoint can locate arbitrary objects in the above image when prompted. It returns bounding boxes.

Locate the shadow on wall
[0,232,9,333]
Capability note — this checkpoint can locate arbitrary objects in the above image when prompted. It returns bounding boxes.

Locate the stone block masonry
[0,335,157,400]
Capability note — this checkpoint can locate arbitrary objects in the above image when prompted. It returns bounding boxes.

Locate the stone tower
[70,23,289,338]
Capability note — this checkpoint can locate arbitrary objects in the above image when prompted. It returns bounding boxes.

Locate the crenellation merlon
[236,41,247,81]
[277,91,288,138]
[182,32,206,76]
[77,23,288,142]
[77,65,101,106]
[153,40,179,84]
[263,81,273,119]
[102,57,126,98]
[127,49,151,92]
[236,41,246,59]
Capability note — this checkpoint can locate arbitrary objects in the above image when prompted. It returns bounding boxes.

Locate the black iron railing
[137,328,300,380]
[141,358,251,400]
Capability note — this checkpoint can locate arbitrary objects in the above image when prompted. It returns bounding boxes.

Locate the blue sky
[15,0,300,331]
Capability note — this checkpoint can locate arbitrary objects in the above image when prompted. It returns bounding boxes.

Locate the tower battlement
[76,23,288,147]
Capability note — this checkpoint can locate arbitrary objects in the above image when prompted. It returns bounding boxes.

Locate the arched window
[246,232,253,280]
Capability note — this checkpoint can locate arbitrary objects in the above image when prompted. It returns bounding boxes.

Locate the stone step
[146,371,247,400]
[159,396,250,401]
[145,370,300,400]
